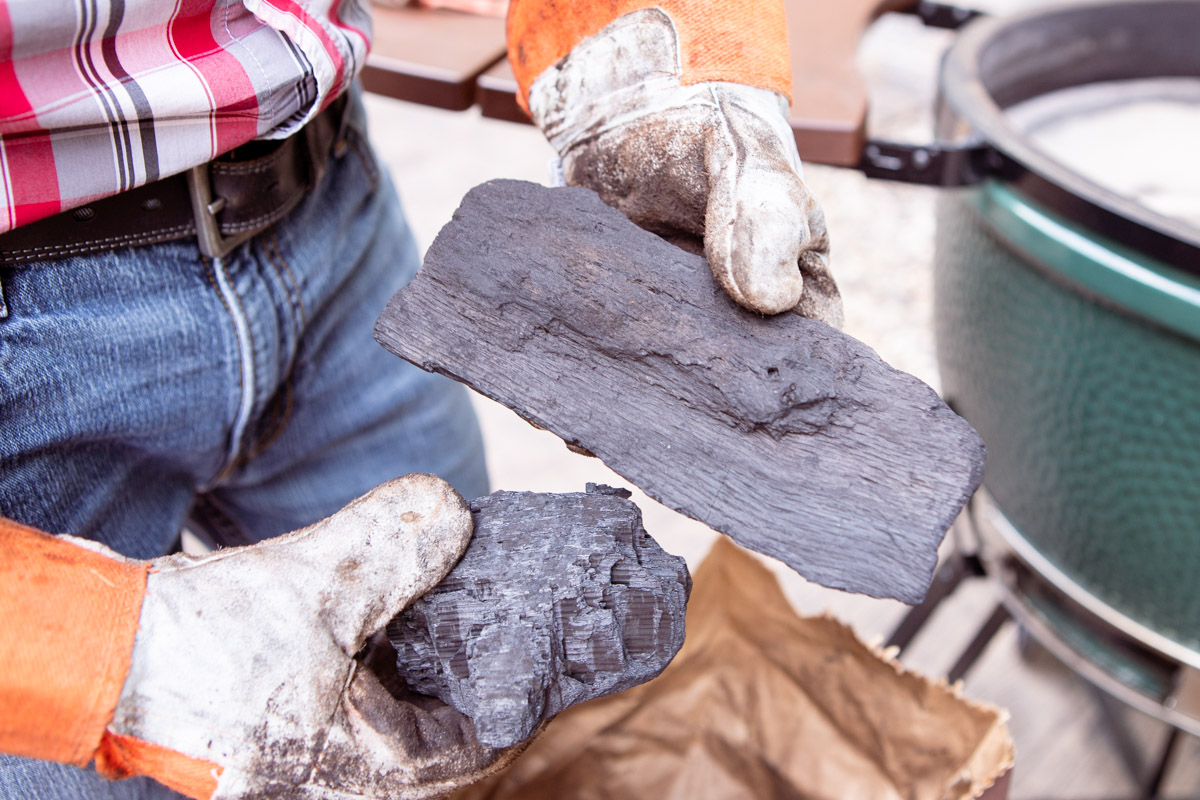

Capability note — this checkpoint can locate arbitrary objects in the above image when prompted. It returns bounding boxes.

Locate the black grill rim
[937,0,1200,275]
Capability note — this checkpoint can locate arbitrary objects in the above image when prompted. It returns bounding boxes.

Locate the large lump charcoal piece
[387,485,690,749]
[375,179,986,603]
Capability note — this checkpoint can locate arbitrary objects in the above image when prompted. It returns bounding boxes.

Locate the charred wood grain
[387,485,690,749]
[374,179,985,603]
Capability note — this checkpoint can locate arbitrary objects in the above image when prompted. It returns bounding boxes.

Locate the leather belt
[0,94,349,265]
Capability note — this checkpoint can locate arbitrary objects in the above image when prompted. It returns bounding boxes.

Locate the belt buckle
[186,163,256,260]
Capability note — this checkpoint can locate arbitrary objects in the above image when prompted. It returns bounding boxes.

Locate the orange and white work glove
[509,0,843,325]
[0,475,512,799]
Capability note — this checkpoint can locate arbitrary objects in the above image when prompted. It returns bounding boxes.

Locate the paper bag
[452,538,1014,800]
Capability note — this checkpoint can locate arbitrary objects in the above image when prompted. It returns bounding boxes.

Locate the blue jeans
[0,89,488,798]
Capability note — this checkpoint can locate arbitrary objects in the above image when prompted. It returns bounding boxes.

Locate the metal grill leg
[948,603,1011,684]
[1145,727,1181,799]
[887,553,986,653]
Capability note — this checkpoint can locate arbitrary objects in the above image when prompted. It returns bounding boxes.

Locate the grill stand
[889,493,1200,797]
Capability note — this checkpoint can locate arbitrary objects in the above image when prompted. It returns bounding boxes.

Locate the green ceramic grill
[929,0,1200,732]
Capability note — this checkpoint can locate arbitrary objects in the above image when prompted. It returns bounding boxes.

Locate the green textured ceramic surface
[935,181,1200,653]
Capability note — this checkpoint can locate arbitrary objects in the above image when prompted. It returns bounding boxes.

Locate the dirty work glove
[0,475,513,799]
[508,1,842,325]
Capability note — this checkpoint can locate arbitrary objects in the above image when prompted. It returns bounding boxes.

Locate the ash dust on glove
[95,475,518,800]
[514,4,843,325]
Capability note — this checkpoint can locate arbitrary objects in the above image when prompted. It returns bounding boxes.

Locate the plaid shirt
[0,0,371,233]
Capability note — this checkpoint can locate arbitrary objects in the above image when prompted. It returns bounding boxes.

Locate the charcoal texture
[387,485,690,749]
[374,179,986,604]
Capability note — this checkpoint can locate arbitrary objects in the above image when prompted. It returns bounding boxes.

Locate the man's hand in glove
[509,1,842,326]
[0,475,513,799]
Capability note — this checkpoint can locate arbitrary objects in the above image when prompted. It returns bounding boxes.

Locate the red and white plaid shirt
[0,0,371,233]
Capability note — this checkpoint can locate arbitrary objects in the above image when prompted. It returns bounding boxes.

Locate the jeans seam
[199,255,258,490]
[247,377,295,460]
[0,272,7,320]
[265,227,307,327]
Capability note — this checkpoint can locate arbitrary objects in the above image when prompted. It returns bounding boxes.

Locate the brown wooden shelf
[785,0,917,167]
[476,60,530,125]
[362,6,507,111]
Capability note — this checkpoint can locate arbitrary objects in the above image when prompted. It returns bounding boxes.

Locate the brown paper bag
[452,538,1013,800]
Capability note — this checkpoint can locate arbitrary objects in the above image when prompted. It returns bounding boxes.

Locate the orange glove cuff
[0,518,148,767]
[507,0,793,112]
[95,731,221,800]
